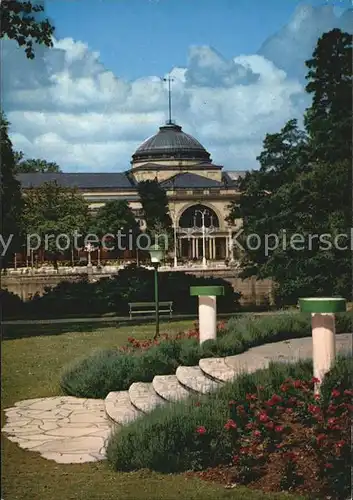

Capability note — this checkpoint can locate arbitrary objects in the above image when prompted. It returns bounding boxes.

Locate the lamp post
[85,243,93,276]
[148,244,164,339]
[194,209,209,268]
[173,220,178,268]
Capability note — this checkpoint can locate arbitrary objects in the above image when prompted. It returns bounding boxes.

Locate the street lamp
[85,243,94,274]
[148,244,164,339]
[194,209,209,268]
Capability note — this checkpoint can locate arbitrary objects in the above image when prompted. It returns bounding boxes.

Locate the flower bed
[60,312,352,399]
[193,378,351,498]
[107,356,352,500]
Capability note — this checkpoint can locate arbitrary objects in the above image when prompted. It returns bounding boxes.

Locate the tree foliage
[22,181,90,266]
[0,0,55,59]
[92,200,140,254]
[15,152,61,173]
[0,113,23,269]
[137,179,173,249]
[228,29,352,305]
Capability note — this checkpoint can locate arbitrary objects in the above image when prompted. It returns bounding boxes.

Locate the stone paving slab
[153,374,192,402]
[105,391,142,425]
[2,396,112,464]
[129,382,166,413]
[176,366,222,394]
[199,357,238,382]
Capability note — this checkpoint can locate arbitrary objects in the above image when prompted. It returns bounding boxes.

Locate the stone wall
[1,269,273,306]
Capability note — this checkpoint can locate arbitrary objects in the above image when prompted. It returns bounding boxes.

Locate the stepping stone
[129,382,166,413]
[199,357,237,382]
[176,366,222,394]
[105,391,142,425]
[153,375,192,402]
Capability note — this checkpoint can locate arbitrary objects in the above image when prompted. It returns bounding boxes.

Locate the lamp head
[148,244,163,264]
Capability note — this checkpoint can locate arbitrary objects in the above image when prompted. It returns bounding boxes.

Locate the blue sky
[46,0,350,81]
[3,1,352,171]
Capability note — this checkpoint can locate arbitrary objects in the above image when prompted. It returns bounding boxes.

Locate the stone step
[176,366,222,394]
[105,391,142,425]
[153,374,192,402]
[224,352,270,374]
[129,382,166,414]
[199,357,237,382]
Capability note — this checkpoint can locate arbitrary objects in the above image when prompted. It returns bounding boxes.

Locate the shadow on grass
[1,316,191,340]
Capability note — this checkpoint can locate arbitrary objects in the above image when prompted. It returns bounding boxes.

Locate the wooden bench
[128,301,173,319]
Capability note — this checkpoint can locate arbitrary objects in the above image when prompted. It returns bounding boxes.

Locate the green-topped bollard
[299,297,346,390]
[190,285,224,344]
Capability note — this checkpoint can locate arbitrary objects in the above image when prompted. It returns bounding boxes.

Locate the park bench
[128,301,173,319]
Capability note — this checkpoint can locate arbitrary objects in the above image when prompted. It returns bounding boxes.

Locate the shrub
[22,264,239,318]
[106,359,314,473]
[1,288,25,319]
[107,357,352,499]
[61,312,352,398]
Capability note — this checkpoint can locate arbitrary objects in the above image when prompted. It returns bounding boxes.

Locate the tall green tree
[15,152,61,173]
[0,113,23,269]
[137,179,173,250]
[227,29,352,305]
[93,200,140,257]
[22,182,90,268]
[0,0,55,59]
[305,28,352,163]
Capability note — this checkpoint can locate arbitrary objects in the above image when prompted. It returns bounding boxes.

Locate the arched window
[179,204,219,228]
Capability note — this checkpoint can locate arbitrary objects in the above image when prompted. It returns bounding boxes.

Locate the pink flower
[325,463,333,469]
[331,389,340,398]
[196,426,206,435]
[224,419,237,431]
[253,430,261,438]
[259,412,269,423]
[275,425,284,433]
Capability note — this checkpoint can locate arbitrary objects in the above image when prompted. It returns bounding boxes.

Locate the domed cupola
[131,122,211,163]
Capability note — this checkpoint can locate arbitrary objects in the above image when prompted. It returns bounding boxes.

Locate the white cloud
[2,5,351,172]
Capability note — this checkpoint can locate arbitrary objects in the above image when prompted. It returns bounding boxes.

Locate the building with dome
[18,120,245,266]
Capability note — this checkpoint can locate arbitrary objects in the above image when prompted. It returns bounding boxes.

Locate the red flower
[325,463,333,469]
[224,419,237,431]
[259,412,269,423]
[252,430,261,438]
[335,440,346,448]
[265,421,275,430]
[331,389,340,398]
[275,425,284,433]
[280,384,289,392]
[196,426,206,435]
[316,433,326,445]
[311,377,320,384]
[237,405,245,413]
[285,408,293,414]
[232,455,239,463]
[308,404,321,415]
[228,400,237,407]
[344,389,353,396]
[246,422,254,430]
[293,380,302,389]
[246,393,257,401]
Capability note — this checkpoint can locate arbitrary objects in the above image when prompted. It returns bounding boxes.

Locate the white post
[199,295,217,343]
[202,214,206,268]
[312,313,336,386]
[173,222,177,267]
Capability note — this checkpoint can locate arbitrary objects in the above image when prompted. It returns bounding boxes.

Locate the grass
[1,319,307,500]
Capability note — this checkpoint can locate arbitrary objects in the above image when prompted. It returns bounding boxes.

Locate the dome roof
[132,122,210,162]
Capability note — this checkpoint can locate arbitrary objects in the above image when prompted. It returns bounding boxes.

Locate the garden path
[2,333,351,464]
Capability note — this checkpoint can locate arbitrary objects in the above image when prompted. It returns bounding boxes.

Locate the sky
[2,0,352,172]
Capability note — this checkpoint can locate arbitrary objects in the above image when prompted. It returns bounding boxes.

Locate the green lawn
[2,320,307,500]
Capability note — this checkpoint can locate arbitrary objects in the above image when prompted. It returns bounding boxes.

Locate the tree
[15,153,61,173]
[305,29,352,163]
[93,200,140,258]
[137,179,173,250]
[22,182,90,268]
[0,0,55,59]
[0,113,23,269]
[227,29,352,305]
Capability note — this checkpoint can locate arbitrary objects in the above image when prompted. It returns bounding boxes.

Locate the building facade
[18,121,245,265]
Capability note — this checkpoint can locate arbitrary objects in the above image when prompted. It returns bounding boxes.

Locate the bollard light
[190,285,224,344]
[299,297,346,391]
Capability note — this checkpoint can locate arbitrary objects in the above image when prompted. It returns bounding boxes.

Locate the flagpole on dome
[163,75,174,125]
